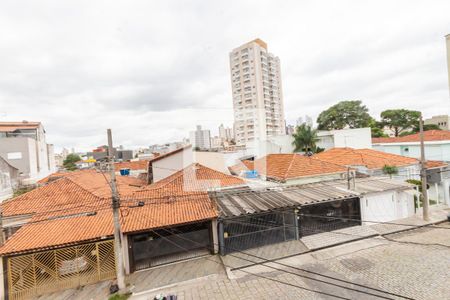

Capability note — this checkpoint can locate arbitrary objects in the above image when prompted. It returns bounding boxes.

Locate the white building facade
[189,125,211,150]
[230,39,285,147]
[0,122,56,185]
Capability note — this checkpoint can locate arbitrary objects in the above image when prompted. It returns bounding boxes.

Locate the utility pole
[347,167,351,190]
[419,116,430,221]
[107,129,126,292]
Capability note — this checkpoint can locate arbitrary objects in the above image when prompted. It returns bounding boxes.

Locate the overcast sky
[1,0,449,152]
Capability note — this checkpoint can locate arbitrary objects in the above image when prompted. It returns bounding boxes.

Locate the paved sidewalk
[222,239,308,269]
[132,223,450,300]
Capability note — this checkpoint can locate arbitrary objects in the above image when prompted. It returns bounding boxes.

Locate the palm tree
[292,124,319,154]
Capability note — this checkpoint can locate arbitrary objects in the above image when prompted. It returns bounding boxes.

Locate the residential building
[210,135,223,150]
[148,145,193,183]
[315,147,450,206]
[229,153,348,184]
[0,121,56,185]
[314,147,420,179]
[316,128,372,150]
[87,146,133,162]
[230,39,285,147]
[424,115,450,130]
[189,125,211,150]
[219,124,234,143]
[0,156,18,203]
[211,177,414,256]
[0,165,244,298]
[372,130,450,161]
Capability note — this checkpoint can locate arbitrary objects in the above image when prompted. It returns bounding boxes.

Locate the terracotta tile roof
[230,154,347,181]
[1,170,145,218]
[134,163,244,198]
[120,193,217,234]
[114,160,149,171]
[0,210,113,255]
[372,130,450,144]
[228,160,254,175]
[313,148,419,170]
[0,164,242,254]
[425,160,448,169]
[0,121,41,132]
[37,172,71,184]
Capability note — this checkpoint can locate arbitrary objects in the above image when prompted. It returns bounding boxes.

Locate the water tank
[119,168,130,176]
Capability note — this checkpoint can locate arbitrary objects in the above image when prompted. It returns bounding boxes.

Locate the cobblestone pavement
[132,223,450,300]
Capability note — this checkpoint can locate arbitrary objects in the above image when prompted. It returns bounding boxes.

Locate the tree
[369,119,388,138]
[292,124,320,153]
[380,109,420,137]
[317,100,372,130]
[63,153,81,171]
[382,165,398,179]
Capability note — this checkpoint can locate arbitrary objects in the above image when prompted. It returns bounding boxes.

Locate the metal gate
[299,198,361,237]
[6,240,116,300]
[221,210,297,255]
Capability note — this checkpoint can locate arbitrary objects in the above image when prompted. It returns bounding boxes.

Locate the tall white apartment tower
[230,39,285,147]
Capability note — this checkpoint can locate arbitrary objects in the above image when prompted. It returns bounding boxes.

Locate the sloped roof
[132,163,245,199]
[120,163,245,233]
[230,154,347,181]
[114,160,149,171]
[0,164,244,255]
[0,121,41,132]
[425,160,448,169]
[313,148,419,170]
[372,130,450,144]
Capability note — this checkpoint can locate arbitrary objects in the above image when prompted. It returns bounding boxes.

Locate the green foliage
[109,293,131,300]
[292,124,319,153]
[63,153,81,171]
[382,165,398,178]
[399,124,442,137]
[193,146,201,152]
[316,100,372,130]
[369,119,388,138]
[380,109,421,137]
[13,186,36,198]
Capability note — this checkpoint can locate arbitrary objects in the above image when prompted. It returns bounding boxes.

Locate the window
[7,152,22,160]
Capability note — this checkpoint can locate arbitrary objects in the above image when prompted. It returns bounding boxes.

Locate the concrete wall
[317,128,372,150]
[0,137,34,176]
[0,158,18,202]
[360,190,414,223]
[152,147,193,182]
[373,142,450,162]
[0,134,55,184]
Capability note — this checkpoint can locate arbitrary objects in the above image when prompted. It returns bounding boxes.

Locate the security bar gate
[298,198,361,237]
[220,210,297,255]
[6,240,116,300]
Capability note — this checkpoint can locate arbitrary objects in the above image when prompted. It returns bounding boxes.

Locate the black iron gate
[130,222,211,271]
[298,198,361,237]
[220,210,297,255]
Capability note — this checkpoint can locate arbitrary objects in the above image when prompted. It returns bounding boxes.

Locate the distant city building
[230,39,285,147]
[189,125,211,150]
[210,136,223,150]
[296,115,313,127]
[0,121,56,185]
[218,124,234,142]
[424,115,450,130]
[286,124,295,135]
[87,145,133,161]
